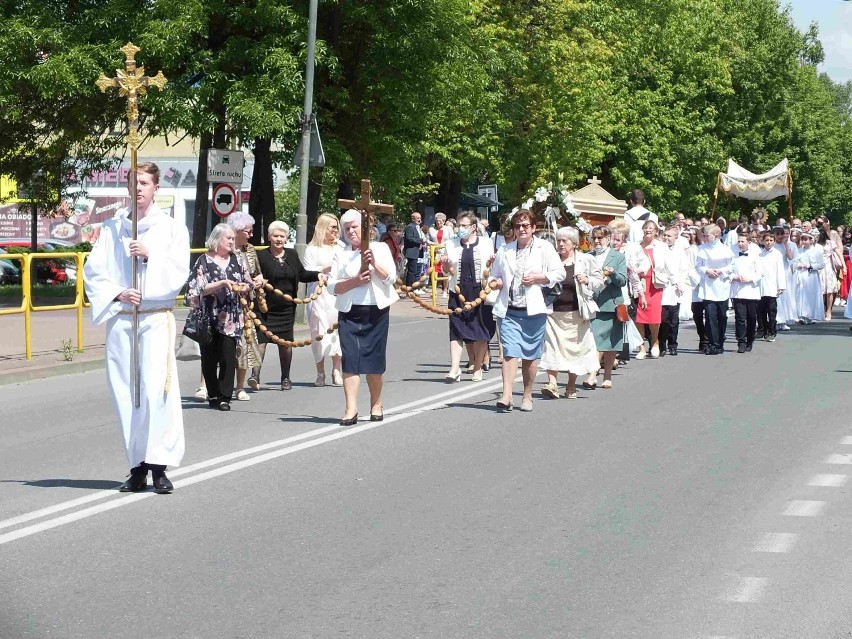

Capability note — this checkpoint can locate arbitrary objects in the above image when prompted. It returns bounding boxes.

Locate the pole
[296,0,318,255]
[130,151,140,408]
[295,0,319,323]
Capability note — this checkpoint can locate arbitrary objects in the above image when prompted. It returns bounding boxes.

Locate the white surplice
[773,241,798,324]
[302,244,342,363]
[791,245,825,321]
[83,205,190,468]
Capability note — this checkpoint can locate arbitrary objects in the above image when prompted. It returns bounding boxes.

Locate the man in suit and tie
[403,211,427,286]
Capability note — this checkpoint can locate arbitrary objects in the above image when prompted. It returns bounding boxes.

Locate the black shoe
[119,465,148,492]
[151,471,173,494]
[280,378,292,391]
[496,401,513,412]
[737,344,746,353]
[745,344,753,352]
[218,401,231,411]
[482,361,491,372]
[668,347,678,356]
[340,414,358,426]
[370,413,384,422]
[208,397,221,409]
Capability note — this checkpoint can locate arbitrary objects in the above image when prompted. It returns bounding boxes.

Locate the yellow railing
[429,244,449,307]
[1,252,87,360]
[5,246,270,360]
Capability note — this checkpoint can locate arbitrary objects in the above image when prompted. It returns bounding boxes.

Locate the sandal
[601,380,613,389]
[541,384,559,399]
[564,388,578,399]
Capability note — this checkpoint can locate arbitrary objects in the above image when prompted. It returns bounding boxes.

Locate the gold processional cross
[337,179,395,271]
[96,42,167,408]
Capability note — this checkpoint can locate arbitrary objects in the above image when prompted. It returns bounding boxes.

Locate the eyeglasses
[592,236,605,242]
[513,223,532,230]
[458,223,473,229]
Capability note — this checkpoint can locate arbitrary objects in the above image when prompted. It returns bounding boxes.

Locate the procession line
[0,377,505,546]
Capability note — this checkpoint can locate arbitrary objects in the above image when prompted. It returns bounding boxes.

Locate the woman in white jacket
[489,209,565,412]
[441,213,495,382]
[539,226,603,399]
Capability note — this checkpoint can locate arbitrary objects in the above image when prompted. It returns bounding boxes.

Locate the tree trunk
[192,131,213,249]
[249,137,275,243]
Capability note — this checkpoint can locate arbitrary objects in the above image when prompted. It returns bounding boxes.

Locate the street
[1,309,851,638]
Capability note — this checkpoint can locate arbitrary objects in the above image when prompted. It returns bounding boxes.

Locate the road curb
[0,357,106,387]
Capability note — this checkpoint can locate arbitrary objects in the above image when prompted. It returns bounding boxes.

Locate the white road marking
[725,576,768,603]
[783,500,826,517]
[826,453,852,465]
[0,377,508,546]
[808,473,849,487]
[753,532,798,553]
[841,436,852,446]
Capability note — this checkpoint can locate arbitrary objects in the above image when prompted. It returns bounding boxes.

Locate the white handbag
[175,334,202,361]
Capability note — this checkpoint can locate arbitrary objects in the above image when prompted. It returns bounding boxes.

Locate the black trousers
[405,257,422,286]
[659,304,680,350]
[758,296,778,337]
[691,301,707,349]
[200,330,238,401]
[733,298,758,346]
[703,300,729,350]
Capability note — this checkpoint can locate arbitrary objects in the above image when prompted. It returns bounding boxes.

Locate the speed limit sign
[212,183,238,217]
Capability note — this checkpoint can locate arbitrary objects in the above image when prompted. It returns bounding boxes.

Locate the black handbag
[542,282,562,307]
[182,309,212,346]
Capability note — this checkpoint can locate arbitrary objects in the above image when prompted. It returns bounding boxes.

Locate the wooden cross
[95,43,167,409]
[337,179,395,271]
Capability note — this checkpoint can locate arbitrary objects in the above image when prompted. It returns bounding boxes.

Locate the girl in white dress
[302,214,343,386]
[792,232,825,323]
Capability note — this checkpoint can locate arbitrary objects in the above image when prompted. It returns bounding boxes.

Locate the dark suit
[403,222,425,286]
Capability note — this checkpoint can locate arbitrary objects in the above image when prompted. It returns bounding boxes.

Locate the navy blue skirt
[339,305,390,375]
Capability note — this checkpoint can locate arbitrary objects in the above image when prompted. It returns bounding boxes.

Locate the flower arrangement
[510,181,592,234]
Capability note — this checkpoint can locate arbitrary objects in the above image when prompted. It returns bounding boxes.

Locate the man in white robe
[773,226,798,330]
[696,224,735,355]
[758,230,786,341]
[83,162,189,493]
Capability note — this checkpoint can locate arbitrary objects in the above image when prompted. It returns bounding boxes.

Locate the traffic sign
[208,149,244,184]
[292,117,326,168]
[212,183,238,217]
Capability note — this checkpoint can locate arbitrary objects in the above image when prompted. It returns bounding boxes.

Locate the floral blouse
[187,253,253,338]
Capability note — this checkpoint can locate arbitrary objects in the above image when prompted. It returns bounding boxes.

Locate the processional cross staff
[96,42,167,408]
[337,179,395,271]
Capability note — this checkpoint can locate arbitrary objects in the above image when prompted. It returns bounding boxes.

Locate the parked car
[0,258,21,285]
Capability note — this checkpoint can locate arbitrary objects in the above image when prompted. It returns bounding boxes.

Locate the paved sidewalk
[0,296,437,385]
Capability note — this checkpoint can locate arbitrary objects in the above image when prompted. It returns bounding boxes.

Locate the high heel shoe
[370,413,384,422]
[471,370,483,382]
[445,370,461,383]
[339,414,358,426]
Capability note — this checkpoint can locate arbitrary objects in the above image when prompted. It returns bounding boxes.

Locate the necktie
[739,252,748,256]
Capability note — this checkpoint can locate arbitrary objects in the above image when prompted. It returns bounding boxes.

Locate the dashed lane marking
[725,576,768,603]
[808,473,849,487]
[753,532,798,553]
[783,500,826,517]
[826,453,852,465]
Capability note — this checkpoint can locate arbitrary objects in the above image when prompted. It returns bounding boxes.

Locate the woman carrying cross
[328,209,399,425]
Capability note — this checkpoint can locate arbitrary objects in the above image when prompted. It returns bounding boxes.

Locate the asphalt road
[1,307,851,639]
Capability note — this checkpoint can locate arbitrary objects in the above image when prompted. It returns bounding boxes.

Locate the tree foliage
[0,0,848,229]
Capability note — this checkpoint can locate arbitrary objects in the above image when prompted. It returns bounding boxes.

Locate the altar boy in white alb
[83,163,190,493]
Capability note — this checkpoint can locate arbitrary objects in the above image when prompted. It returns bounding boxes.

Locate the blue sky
[786,0,851,83]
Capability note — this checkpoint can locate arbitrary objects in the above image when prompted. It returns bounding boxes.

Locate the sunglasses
[513,223,532,230]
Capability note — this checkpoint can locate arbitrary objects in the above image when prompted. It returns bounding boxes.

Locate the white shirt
[624,205,658,243]
[696,241,735,301]
[730,250,763,300]
[759,247,786,297]
[662,241,689,306]
[329,242,399,312]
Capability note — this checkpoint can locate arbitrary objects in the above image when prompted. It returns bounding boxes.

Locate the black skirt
[448,283,496,343]
[339,305,390,375]
[257,303,296,343]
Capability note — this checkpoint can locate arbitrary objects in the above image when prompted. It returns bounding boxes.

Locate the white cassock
[774,242,798,324]
[791,246,825,322]
[302,244,342,363]
[83,205,190,468]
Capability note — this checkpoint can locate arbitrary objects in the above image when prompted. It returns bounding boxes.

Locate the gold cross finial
[96,42,167,150]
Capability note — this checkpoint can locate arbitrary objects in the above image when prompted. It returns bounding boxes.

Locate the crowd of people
[190,190,852,416]
[88,162,850,492]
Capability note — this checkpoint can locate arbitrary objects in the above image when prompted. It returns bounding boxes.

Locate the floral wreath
[509,182,592,236]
